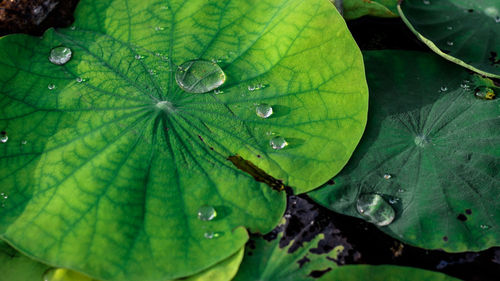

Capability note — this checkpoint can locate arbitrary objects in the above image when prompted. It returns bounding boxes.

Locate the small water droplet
[134,54,143,60]
[148,69,157,75]
[175,60,226,93]
[160,6,169,10]
[480,224,491,230]
[447,26,453,30]
[446,41,454,46]
[248,85,255,91]
[398,188,406,193]
[155,26,165,31]
[356,194,395,226]
[270,136,287,150]
[48,84,56,90]
[0,193,7,199]
[423,0,430,5]
[474,87,496,100]
[383,173,392,180]
[49,46,72,65]
[1,135,8,143]
[214,89,223,95]
[248,83,265,91]
[388,198,399,204]
[21,140,27,145]
[204,231,220,239]
[75,77,83,83]
[70,26,76,30]
[440,86,448,92]
[256,104,273,118]
[495,16,500,23]
[197,205,217,221]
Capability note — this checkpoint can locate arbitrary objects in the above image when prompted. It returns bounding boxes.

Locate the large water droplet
[175,60,226,93]
[256,104,273,118]
[356,194,396,226]
[49,46,72,65]
[270,136,287,150]
[43,268,93,281]
[197,205,217,221]
[474,87,495,100]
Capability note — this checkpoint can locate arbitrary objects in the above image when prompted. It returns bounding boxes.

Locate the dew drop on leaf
[256,104,273,118]
[75,77,83,83]
[440,86,448,92]
[383,173,392,180]
[197,205,217,221]
[21,140,27,145]
[356,193,396,226]
[48,84,56,90]
[204,231,220,239]
[175,60,226,93]
[414,135,429,147]
[446,41,454,47]
[474,87,496,100]
[0,135,7,143]
[423,0,430,5]
[270,136,288,150]
[48,46,72,65]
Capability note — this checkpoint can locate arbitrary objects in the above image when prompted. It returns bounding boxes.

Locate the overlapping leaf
[309,50,500,252]
[0,0,367,280]
[399,0,500,78]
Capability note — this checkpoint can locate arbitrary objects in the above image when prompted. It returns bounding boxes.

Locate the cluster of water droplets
[197,205,220,239]
[174,59,289,150]
[0,192,7,208]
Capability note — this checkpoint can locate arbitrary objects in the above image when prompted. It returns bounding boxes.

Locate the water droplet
[398,188,406,193]
[248,83,265,91]
[474,87,495,100]
[48,84,56,90]
[43,268,93,281]
[484,7,499,18]
[160,6,169,10]
[175,60,226,93]
[256,104,273,118]
[388,198,399,204]
[155,26,164,31]
[48,46,72,65]
[270,136,287,150]
[495,16,500,23]
[1,135,8,143]
[21,140,27,145]
[414,135,429,147]
[480,224,491,230]
[423,0,430,5]
[197,205,217,221]
[447,26,453,30]
[148,69,157,76]
[440,86,448,92]
[1,193,7,199]
[356,194,395,226]
[204,231,220,239]
[75,77,83,83]
[214,89,223,95]
[383,173,392,180]
[446,41,454,46]
[70,26,76,30]
[134,54,143,60]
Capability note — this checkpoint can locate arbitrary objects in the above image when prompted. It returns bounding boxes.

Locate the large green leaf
[0,0,368,280]
[309,50,500,252]
[233,225,458,281]
[399,0,500,78]
[0,241,52,281]
[343,0,399,20]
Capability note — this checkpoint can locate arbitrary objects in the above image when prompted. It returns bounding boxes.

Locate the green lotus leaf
[309,50,500,252]
[343,0,399,20]
[0,240,243,281]
[0,0,368,280]
[233,227,458,280]
[399,0,500,78]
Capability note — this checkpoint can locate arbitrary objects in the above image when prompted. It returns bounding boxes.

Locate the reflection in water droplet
[270,136,287,150]
[43,268,93,281]
[197,205,217,221]
[256,104,273,118]
[204,231,220,239]
[356,194,395,226]
[414,135,429,148]
[474,87,496,100]
[49,46,72,65]
[175,60,226,93]
[383,173,392,180]
[48,84,56,90]
[480,224,491,230]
